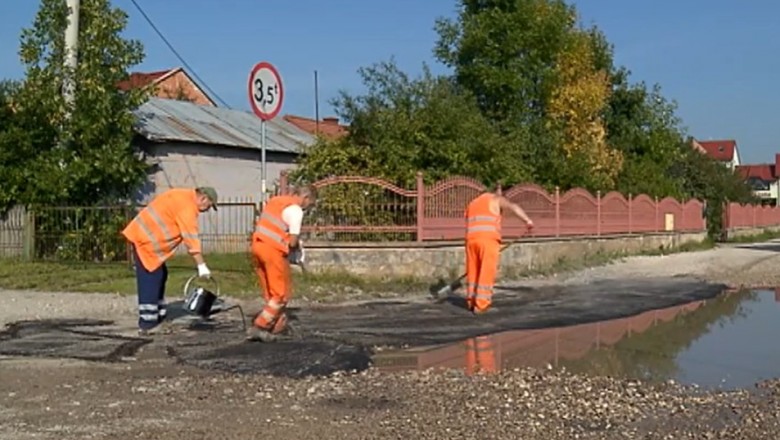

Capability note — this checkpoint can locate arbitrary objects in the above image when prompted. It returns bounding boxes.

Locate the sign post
[248,61,284,206]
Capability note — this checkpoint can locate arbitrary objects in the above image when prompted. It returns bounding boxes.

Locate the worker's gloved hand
[288,242,305,265]
[197,263,211,278]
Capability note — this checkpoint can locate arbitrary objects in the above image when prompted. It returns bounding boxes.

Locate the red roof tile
[697,139,737,161]
[116,69,176,91]
[736,164,776,181]
[282,115,348,140]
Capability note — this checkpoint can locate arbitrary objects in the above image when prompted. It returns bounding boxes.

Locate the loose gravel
[2,241,780,439]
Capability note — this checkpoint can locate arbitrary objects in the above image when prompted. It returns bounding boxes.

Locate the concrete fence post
[596,191,602,236]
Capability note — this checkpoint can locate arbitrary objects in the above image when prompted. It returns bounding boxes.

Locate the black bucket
[184,286,218,316]
[182,275,220,317]
[181,275,247,331]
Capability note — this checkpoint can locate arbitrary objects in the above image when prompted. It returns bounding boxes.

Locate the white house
[694,139,741,169]
[736,155,780,206]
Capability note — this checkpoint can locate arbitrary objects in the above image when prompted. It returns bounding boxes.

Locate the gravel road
[1,241,780,439]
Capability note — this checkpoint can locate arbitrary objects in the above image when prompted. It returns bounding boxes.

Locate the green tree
[670,145,755,239]
[434,0,577,127]
[2,0,149,209]
[432,0,627,190]
[293,59,530,188]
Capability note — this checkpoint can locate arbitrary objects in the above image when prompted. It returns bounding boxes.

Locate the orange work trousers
[465,239,500,312]
[251,240,291,333]
[464,336,497,375]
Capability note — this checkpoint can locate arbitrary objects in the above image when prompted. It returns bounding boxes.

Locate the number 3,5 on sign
[248,62,284,121]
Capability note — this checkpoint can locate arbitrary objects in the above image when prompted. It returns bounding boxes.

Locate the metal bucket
[181,275,248,331]
[183,276,220,317]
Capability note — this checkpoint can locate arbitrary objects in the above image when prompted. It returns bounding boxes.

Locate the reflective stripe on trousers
[465,282,494,300]
[254,299,286,331]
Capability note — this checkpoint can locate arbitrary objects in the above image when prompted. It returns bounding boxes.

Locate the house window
[747,177,770,191]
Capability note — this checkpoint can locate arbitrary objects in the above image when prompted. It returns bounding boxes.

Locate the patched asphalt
[0,276,728,378]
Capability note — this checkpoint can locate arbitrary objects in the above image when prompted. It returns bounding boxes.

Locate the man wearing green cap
[122,186,218,335]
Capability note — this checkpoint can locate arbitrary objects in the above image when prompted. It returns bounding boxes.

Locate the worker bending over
[122,187,218,335]
[247,185,317,342]
[464,191,533,314]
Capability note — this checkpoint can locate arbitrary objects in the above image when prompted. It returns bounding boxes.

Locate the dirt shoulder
[2,241,780,439]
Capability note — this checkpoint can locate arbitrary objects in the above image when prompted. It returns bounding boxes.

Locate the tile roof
[133,97,316,154]
[697,139,737,161]
[282,115,349,140]
[117,69,175,91]
[736,164,777,181]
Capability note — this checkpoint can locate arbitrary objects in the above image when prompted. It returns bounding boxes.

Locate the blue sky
[0,0,777,163]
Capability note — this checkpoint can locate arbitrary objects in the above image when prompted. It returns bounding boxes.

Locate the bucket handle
[182,274,221,298]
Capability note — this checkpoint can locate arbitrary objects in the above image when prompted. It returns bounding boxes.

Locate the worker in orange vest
[246,185,317,342]
[122,187,218,335]
[465,191,533,314]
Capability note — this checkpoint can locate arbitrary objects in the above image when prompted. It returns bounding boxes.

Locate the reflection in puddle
[372,289,779,390]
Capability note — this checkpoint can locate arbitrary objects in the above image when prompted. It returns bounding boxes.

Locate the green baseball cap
[197,186,218,211]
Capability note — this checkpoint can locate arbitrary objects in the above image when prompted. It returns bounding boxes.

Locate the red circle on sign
[247,61,284,121]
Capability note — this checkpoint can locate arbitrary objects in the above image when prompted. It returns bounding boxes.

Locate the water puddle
[372,288,780,390]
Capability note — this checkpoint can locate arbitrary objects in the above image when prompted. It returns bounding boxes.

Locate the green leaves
[293,58,530,188]
[292,0,752,241]
[0,0,149,210]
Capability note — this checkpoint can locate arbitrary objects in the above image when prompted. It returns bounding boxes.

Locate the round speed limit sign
[248,62,284,121]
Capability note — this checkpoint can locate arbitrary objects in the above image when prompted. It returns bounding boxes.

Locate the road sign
[248,61,284,121]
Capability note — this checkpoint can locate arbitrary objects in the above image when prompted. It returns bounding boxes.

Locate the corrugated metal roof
[132,97,317,154]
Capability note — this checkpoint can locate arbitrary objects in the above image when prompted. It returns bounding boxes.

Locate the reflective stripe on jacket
[122,188,202,272]
[465,193,501,242]
[252,195,304,254]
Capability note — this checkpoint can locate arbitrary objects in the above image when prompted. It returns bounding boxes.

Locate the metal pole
[261,119,267,207]
[63,0,80,109]
[314,70,320,136]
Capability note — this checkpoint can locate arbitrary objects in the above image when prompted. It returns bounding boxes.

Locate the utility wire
[127,0,231,108]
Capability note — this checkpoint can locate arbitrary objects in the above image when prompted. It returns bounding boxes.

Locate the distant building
[695,139,741,169]
[736,154,780,206]
[282,114,349,140]
[118,67,217,107]
[130,97,318,252]
[131,97,316,202]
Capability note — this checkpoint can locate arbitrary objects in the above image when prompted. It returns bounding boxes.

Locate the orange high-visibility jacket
[122,188,203,272]
[252,195,304,255]
[465,193,501,243]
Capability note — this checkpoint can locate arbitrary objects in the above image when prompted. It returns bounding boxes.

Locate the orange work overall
[464,335,498,375]
[251,195,303,333]
[464,193,501,313]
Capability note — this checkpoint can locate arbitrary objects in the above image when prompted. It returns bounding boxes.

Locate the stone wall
[304,231,711,279]
[724,225,780,240]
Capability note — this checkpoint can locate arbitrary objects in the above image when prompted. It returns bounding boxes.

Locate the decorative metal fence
[280,172,709,242]
[0,173,777,262]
